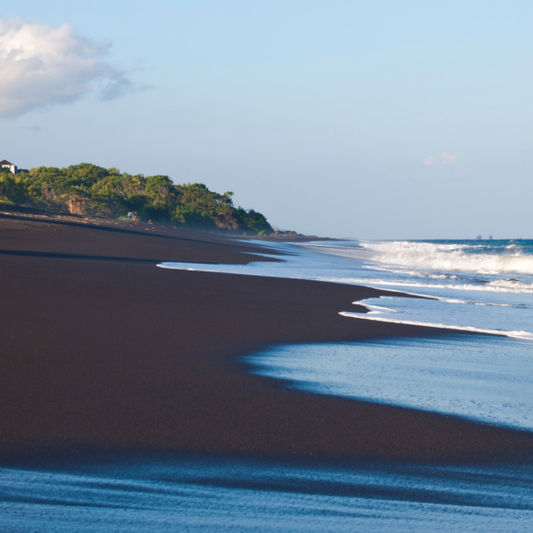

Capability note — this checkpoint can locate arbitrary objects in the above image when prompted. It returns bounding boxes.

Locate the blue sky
[1,1,532,238]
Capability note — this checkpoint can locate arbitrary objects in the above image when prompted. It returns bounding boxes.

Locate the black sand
[2,212,533,464]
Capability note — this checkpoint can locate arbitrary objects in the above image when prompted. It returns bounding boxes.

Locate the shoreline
[2,213,533,466]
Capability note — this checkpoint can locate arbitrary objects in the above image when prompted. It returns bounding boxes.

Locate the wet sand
[1,212,533,465]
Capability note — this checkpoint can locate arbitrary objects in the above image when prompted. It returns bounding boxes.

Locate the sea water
[2,456,533,532]
[302,239,533,340]
[161,238,533,340]
[3,239,533,531]
[158,238,533,430]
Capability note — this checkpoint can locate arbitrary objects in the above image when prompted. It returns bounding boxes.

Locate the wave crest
[360,241,533,275]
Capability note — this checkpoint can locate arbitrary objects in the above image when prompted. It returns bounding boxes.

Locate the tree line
[0,163,273,235]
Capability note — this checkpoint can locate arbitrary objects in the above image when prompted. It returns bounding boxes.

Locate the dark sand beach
[2,210,533,465]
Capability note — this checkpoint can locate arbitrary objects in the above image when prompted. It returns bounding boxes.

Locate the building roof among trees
[1,160,13,165]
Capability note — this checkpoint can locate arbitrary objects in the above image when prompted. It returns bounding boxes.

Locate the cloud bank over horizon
[0,17,137,118]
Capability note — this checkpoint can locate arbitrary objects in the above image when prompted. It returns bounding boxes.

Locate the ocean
[2,455,533,532]
[160,238,533,432]
[163,238,533,340]
[2,238,533,531]
[240,239,533,432]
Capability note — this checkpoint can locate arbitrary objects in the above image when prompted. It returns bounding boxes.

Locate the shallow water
[153,239,533,529]
[161,238,533,427]
[2,456,533,532]
[246,334,533,431]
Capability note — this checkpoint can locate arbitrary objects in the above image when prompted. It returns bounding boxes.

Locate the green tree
[0,172,28,204]
[0,164,274,235]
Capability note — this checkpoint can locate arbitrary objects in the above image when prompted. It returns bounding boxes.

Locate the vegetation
[0,164,272,235]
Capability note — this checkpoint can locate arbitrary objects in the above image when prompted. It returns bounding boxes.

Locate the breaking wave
[359,240,533,276]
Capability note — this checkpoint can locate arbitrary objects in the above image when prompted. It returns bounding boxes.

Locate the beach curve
[1,212,533,465]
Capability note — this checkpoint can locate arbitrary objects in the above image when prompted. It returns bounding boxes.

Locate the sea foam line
[315,276,533,294]
[339,312,533,341]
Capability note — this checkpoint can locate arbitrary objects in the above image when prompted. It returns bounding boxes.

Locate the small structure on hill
[1,160,17,174]
[0,160,27,174]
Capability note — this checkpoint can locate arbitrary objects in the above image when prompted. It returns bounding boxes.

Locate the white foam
[315,275,533,294]
[359,241,533,275]
[340,311,533,341]
[365,304,396,313]
[440,298,515,307]
[303,240,533,277]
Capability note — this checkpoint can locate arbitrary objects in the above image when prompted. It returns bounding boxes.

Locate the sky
[1,0,532,239]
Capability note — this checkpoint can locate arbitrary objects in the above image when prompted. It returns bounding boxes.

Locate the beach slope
[1,212,533,464]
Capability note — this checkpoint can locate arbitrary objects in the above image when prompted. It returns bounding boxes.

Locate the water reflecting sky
[2,455,533,532]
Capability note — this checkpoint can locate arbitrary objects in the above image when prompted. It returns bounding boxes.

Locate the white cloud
[0,17,138,118]
[423,155,436,165]
[441,151,458,164]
